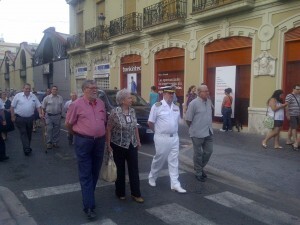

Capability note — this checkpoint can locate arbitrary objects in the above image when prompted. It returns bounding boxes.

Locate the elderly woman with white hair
[106,89,144,203]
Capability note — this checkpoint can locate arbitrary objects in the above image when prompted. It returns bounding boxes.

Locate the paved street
[0,120,300,225]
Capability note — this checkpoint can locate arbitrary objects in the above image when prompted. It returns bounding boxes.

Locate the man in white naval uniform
[148,84,186,193]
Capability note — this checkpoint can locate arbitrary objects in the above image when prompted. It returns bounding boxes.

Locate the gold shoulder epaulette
[175,102,180,107]
[155,102,162,107]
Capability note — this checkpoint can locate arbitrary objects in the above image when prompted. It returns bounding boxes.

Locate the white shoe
[171,186,187,193]
[148,179,156,187]
[219,129,226,132]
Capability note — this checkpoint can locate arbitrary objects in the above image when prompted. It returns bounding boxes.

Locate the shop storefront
[155,48,184,115]
[120,54,141,95]
[204,37,252,126]
[283,27,300,129]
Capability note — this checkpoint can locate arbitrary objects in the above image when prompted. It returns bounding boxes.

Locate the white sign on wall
[214,66,236,117]
[75,66,87,77]
[94,63,110,78]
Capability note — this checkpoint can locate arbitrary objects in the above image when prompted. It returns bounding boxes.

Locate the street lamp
[98,13,106,26]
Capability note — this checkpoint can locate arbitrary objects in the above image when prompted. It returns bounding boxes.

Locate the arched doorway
[155,47,185,116]
[283,27,300,130]
[120,54,141,95]
[204,37,252,126]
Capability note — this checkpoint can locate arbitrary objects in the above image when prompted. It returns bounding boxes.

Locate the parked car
[98,89,153,140]
[34,91,46,103]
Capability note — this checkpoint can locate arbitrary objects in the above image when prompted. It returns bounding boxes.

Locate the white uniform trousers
[149,133,181,188]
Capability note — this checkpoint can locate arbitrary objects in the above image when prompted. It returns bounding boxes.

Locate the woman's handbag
[101,151,117,182]
[263,115,274,129]
[263,106,275,129]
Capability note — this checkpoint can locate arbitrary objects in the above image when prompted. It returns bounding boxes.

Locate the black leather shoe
[85,209,96,220]
[202,171,207,178]
[0,156,9,162]
[24,148,32,156]
[195,175,206,182]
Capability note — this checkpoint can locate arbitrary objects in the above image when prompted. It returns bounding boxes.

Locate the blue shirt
[149,92,159,107]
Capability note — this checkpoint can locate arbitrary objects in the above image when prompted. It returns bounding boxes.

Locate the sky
[0,0,69,44]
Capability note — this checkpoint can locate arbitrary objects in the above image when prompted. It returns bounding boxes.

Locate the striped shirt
[285,93,300,116]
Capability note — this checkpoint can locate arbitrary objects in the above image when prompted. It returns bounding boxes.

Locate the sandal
[261,143,267,149]
[274,146,283,149]
[292,145,299,150]
[286,142,294,145]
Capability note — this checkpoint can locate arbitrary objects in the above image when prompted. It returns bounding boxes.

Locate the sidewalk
[0,186,37,225]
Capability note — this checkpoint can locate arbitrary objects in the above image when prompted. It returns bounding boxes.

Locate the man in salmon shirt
[65,80,106,220]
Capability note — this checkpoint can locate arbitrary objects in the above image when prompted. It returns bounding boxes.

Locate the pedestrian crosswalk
[81,219,117,225]
[22,171,300,225]
[146,203,217,225]
[23,169,185,199]
[205,191,300,225]
[76,191,300,225]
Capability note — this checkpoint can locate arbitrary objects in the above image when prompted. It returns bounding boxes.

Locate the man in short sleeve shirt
[285,84,300,149]
[11,83,42,156]
[42,86,64,149]
[65,80,106,220]
[148,84,186,193]
[185,85,213,182]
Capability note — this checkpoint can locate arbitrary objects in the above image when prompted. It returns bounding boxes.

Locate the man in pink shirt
[65,80,106,220]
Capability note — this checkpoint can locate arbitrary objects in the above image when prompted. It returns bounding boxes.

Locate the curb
[0,186,37,225]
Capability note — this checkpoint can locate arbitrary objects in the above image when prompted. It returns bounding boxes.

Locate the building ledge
[110,31,142,43]
[192,0,255,22]
[67,47,86,55]
[85,41,109,50]
[143,19,185,35]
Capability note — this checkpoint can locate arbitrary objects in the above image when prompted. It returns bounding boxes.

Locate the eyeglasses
[86,87,99,90]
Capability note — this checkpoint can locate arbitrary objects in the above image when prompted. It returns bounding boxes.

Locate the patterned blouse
[108,106,138,148]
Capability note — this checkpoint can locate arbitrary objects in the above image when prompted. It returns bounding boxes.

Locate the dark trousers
[74,135,105,211]
[0,135,6,158]
[15,116,34,151]
[111,142,141,198]
[222,107,232,131]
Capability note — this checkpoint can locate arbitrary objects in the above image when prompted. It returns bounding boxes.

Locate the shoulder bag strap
[291,94,300,108]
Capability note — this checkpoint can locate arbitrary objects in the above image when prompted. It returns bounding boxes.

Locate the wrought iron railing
[67,33,84,50]
[110,12,142,37]
[85,25,109,45]
[143,0,187,28]
[192,0,240,12]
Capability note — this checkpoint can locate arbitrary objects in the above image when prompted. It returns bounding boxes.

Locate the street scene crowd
[0,81,299,221]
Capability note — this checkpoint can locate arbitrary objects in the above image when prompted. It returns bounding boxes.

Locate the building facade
[66,0,300,133]
[33,27,71,100]
[0,42,37,91]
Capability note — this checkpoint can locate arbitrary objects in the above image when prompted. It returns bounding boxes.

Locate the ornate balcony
[85,25,109,49]
[143,0,187,34]
[67,33,85,54]
[109,12,142,43]
[192,0,255,21]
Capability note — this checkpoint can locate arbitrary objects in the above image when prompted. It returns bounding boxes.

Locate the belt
[15,114,33,118]
[156,133,177,137]
[47,113,61,116]
[75,133,104,140]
